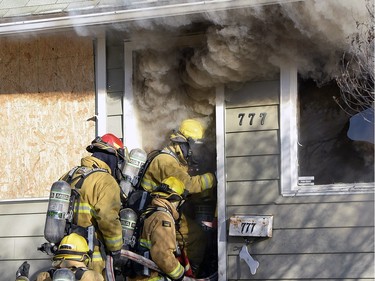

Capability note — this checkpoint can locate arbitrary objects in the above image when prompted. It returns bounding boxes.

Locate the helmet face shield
[186,138,205,170]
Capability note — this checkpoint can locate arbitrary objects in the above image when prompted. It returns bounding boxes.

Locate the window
[280,65,374,196]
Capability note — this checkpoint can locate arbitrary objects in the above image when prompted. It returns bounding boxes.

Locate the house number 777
[241,222,256,234]
[238,113,267,126]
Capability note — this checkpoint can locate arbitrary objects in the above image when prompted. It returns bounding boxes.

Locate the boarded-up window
[0,32,95,200]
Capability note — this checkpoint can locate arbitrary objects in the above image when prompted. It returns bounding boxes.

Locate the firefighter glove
[110,250,123,268]
[16,261,30,278]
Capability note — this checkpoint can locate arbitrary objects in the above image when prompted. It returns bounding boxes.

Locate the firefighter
[129,177,187,281]
[57,134,125,279]
[140,119,216,275]
[36,233,104,281]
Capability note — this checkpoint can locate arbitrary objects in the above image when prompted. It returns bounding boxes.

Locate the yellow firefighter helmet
[179,119,205,141]
[53,233,90,263]
[152,177,185,201]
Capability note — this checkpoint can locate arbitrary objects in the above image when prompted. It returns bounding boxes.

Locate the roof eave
[0,0,303,35]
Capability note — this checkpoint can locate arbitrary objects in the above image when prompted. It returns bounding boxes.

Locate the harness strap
[74,267,88,280]
[74,167,108,189]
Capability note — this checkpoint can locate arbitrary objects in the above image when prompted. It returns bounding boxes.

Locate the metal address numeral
[241,222,256,234]
[237,112,267,126]
[248,113,255,125]
[259,112,267,125]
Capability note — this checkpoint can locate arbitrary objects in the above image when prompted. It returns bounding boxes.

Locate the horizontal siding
[107,45,124,70]
[3,260,51,281]
[225,105,279,132]
[1,237,48,259]
[228,253,374,279]
[225,80,279,107]
[227,181,374,205]
[228,227,374,254]
[107,91,123,116]
[0,213,46,236]
[0,200,50,280]
[225,130,279,157]
[226,180,280,205]
[0,200,47,215]
[106,37,124,140]
[226,155,280,181]
[107,68,124,93]
[224,79,374,281]
[227,201,374,228]
[107,115,123,138]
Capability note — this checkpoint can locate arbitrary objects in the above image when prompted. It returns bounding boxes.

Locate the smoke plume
[125,0,370,151]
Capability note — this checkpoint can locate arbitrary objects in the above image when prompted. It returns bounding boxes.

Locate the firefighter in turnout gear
[129,177,187,281]
[141,119,216,275]
[57,134,124,279]
[36,233,104,281]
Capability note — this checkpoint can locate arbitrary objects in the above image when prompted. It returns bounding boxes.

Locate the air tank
[44,180,71,244]
[53,268,76,281]
[120,148,147,197]
[120,208,138,247]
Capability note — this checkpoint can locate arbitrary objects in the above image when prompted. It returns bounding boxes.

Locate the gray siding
[106,32,124,138]
[225,80,374,280]
[0,200,51,280]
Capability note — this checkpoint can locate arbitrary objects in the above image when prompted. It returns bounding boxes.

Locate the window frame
[280,64,374,196]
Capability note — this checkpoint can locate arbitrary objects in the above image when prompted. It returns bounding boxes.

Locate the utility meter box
[229,215,273,237]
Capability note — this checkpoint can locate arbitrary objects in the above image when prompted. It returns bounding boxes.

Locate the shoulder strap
[61,166,81,184]
[62,166,108,189]
[74,167,108,189]
[74,267,88,280]
[47,268,56,278]
[135,150,166,190]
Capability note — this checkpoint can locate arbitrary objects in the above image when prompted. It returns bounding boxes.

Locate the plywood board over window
[0,32,96,200]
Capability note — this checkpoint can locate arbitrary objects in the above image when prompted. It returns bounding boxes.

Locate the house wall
[0,31,96,280]
[102,36,374,280]
[0,200,50,281]
[225,80,374,280]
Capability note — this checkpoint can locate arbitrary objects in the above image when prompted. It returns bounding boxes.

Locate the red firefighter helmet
[86,133,125,160]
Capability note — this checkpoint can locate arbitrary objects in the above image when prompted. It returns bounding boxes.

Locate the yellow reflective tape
[141,178,158,192]
[92,251,103,262]
[148,277,164,281]
[103,235,123,248]
[201,174,210,190]
[168,263,184,279]
[139,238,152,249]
[76,202,97,217]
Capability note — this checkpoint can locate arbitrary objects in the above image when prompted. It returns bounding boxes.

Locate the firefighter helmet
[152,177,185,201]
[53,233,90,262]
[179,119,205,140]
[86,133,125,160]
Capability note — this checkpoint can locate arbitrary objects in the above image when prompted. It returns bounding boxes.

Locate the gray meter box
[229,215,273,237]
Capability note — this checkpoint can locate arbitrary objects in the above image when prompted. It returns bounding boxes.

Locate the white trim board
[279,64,374,196]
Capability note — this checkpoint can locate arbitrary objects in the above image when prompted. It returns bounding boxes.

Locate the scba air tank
[120,148,147,197]
[44,180,71,244]
[53,268,76,281]
[120,208,138,247]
